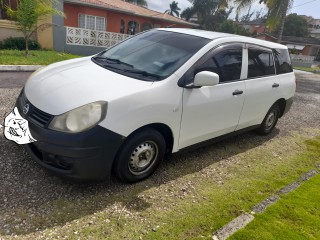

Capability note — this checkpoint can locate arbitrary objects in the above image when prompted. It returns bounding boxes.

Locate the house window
[79,14,106,31]
[120,19,125,34]
[127,21,139,35]
[142,22,153,31]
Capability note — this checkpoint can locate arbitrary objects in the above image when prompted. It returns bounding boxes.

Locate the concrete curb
[212,165,320,240]
[0,65,44,72]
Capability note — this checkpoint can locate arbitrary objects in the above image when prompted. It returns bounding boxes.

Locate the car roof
[158,28,287,50]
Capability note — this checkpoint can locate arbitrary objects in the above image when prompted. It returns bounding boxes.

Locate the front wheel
[257,104,280,135]
[114,128,166,183]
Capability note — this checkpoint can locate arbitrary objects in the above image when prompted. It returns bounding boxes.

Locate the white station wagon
[17,28,295,182]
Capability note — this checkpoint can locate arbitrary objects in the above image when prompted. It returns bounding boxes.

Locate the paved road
[0,72,32,88]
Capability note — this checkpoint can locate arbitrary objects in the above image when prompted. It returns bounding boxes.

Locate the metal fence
[66,27,131,48]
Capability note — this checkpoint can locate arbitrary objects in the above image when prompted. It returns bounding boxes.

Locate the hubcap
[265,111,276,129]
[129,141,158,175]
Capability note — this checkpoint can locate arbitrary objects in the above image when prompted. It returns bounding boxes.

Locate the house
[238,19,267,35]
[0,0,28,41]
[1,0,197,55]
[300,15,320,39]
[256,33,320,66]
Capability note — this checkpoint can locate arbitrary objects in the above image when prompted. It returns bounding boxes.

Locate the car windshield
[92,30,210,81]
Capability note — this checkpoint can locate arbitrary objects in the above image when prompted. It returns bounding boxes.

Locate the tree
[182,0,230,30]
[5,0,63,56]
[181,7,196,21]
[124,0,148,7]
[165,1,181,17]
[280,13,309,37]
[234,0,293,42]
[219,19,250,36]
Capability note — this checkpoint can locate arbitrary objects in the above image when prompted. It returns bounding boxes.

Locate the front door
[179,44,246,149]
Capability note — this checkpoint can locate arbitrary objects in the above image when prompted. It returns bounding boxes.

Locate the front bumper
[24,123,124,181]
[17,91,125,181]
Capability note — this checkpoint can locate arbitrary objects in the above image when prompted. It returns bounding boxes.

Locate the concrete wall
[0,20,36,41]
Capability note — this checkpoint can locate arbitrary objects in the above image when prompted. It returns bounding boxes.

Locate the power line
[292,0,319,9]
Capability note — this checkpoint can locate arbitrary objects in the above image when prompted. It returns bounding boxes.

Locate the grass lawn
[230,172,320,239]
[294,66,320,73]
[0,50,81,65]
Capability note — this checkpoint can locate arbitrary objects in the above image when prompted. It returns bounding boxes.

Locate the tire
[257,103,280,135]
[114,128,166,183]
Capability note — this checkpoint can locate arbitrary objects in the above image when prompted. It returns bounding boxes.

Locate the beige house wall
[37,16,53,49]
[0,19,37,41]
[0,20,23,40]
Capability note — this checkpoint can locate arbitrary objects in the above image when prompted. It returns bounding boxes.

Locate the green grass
[1,132,320,239]
[230,172,320,240]
[0,50,80,65]
[144,135,320,240]
[294,66,320,73]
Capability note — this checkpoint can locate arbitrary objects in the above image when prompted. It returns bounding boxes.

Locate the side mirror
[194,71,219,87]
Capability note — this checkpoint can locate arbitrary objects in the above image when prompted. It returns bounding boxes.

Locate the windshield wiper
[93,56,133,68]
[124,69,161,79]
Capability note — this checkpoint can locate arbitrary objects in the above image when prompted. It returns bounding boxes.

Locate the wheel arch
[275,98,286,118]
[112,123,174,168]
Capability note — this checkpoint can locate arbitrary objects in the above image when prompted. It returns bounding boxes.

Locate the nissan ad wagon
[17,28,295,182]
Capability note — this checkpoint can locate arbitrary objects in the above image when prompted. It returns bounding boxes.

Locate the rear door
[179,44,246,149]
[236,45,280,130]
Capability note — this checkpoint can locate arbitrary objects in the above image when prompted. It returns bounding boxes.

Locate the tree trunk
[25,36,29,57]
[278,0,289,43]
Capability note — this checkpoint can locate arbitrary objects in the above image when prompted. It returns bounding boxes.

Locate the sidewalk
[0,65,43,72]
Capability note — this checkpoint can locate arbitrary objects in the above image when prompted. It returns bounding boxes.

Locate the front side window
[273,48,293,74]
[79,14,106,31]
[248,47,275,78]
[92,30,210,81]
[196,46,243,83]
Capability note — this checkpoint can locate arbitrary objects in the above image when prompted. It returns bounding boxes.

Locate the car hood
[24,57,153,115]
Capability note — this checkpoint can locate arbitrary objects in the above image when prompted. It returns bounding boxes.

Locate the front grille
[29,108,53,127]
[18,90,53,128]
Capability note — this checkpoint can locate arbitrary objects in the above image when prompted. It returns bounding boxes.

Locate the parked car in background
[17,28,296,182]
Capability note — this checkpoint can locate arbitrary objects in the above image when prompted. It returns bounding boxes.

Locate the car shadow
[0,128,281,236]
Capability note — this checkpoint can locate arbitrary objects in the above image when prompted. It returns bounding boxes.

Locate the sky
[147,0,320,19]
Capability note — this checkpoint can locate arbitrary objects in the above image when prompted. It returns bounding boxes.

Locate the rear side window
[197,46,243,83]
[248,47,275,78]
[273,49,293,74]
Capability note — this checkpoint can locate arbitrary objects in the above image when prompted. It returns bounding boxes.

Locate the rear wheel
[257,104,280,135]
[114,128,166,183]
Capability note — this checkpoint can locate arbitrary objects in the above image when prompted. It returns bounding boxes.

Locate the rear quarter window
[273,49,293,74]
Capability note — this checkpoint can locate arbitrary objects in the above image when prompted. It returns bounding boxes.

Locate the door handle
[272,83,280,88]
[233,90,243,96]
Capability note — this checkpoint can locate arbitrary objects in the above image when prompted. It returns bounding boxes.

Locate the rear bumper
[24,121,125,181]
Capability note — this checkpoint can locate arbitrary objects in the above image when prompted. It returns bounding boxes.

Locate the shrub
[0,37,41,50]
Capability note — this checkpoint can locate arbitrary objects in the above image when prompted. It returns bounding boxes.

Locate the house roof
[65,0,198,27]
[239,18,266,25]
[257,33,320,46]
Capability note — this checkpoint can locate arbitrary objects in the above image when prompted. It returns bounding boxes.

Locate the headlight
[49,101,107,133]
